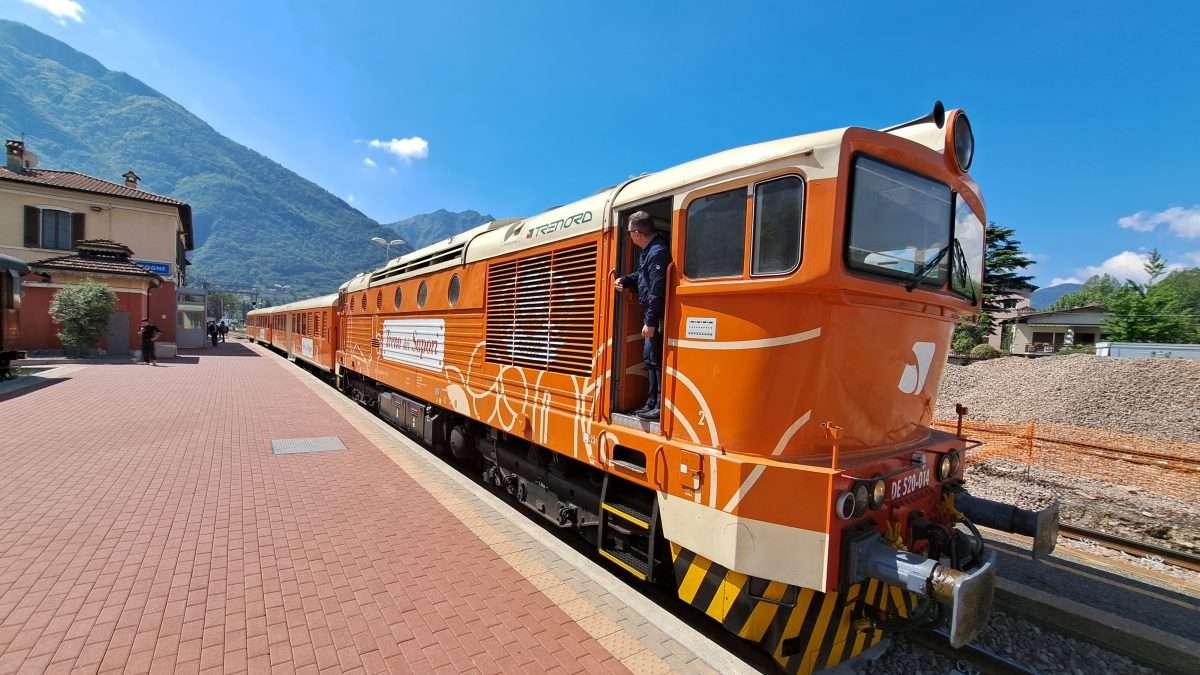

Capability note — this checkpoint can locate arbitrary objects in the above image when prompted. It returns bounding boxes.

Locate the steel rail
[907,629,1037,675]
[1059,523,1200,573]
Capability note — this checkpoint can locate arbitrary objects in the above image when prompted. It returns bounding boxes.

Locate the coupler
[847,535,996,647]
[954,492,1059,559]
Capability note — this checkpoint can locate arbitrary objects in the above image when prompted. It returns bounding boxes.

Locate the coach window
[752,176,804,275]
[376,291,382,310]
[684,187,746,279]
[393,287,403,309]
[417,280,428,308]
[448,274,461,306]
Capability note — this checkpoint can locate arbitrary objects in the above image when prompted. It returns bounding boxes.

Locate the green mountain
[387,209,495,250]
[0,19,408,296]
[1029,283,1083,309]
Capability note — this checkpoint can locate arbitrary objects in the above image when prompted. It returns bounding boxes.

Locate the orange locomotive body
[265,104,1057,674]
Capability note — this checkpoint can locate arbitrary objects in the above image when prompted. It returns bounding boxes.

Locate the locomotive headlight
[937,454,954,481]
[869,479,887,509]
[952,113,974,171]
[852,483,870,517]
[836,491,857,520]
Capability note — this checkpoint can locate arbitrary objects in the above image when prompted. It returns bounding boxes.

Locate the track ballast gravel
[935,354,1200,443]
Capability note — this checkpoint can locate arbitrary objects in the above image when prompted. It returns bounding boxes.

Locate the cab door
[607,197,675,429]
[664,173,807,456]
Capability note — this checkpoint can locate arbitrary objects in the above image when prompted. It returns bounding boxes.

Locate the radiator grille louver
[485,243,597,376]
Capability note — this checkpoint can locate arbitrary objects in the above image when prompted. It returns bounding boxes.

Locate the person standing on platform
[207,321,218,347]
[612,210,670,421]
[218,321,228,343]
[139,319,161,366]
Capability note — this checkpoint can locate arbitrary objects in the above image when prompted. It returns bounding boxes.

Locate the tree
[952,223,1037,352]
[49,280,117,354]
[1155,268,1200,341]
[1102,252,1194,343]
[1048,273,1123,311]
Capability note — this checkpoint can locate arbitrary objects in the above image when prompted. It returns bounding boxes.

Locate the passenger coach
[269,103,1058,675]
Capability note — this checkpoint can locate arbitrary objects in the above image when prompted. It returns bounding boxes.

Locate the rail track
[906,629,1037,675]
[1059,523,1200,573]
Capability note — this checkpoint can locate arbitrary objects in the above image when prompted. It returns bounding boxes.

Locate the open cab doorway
[609,196,673,434]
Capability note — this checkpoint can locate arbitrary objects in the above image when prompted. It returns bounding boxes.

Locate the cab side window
[752,176,804,275]
[684,188,746,279]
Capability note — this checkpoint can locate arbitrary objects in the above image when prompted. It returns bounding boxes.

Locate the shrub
[1057,344,1095,356]
[952,330,978,355]
[49,280,116,353]
[969,344,1002,360]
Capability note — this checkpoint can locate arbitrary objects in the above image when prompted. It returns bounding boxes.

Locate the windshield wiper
[904,244,952,291]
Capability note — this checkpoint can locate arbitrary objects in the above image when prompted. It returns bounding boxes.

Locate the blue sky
[4,0,1199,287]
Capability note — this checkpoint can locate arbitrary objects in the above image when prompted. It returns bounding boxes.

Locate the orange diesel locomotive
[266,103,1058,674]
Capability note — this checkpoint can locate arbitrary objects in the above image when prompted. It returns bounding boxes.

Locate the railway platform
[0,342,751,675]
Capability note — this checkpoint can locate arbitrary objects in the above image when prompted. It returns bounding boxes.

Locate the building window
[685,187,746,279]
[40,209,73,250]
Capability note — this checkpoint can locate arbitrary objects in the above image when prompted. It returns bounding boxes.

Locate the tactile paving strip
[270,436,346,454]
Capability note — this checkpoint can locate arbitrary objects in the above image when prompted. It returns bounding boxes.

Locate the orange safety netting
[931,419,1200,501]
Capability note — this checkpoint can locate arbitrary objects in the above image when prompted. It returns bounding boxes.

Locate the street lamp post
[370,237,407,263]
[273,283,290,303]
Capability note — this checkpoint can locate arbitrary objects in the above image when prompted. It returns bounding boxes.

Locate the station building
[0,139,194,355]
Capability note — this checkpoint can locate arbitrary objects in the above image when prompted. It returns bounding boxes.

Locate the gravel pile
[935,354,1200,442]
[852,611,1161,675]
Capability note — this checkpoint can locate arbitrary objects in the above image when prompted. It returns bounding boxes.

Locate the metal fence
[931,419,1200,500]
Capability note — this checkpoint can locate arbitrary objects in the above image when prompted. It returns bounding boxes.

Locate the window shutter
[24,206,39,247]
[71,212,85,248]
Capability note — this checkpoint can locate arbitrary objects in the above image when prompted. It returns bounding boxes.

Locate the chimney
[5,140,25,171]
[122,170,141,189]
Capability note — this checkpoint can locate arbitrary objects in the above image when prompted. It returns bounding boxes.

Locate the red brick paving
[0,343,628,674]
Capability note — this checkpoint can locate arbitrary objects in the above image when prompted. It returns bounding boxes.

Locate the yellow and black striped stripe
[669,544,921,674]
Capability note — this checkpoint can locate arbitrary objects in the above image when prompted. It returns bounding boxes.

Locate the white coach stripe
[669,327,821,351]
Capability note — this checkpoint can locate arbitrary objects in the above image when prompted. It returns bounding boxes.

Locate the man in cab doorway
[612,211,669,421]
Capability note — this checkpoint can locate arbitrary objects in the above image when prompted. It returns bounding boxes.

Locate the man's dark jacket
[618,235,670,326]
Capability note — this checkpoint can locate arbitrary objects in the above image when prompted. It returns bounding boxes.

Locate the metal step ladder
[596,473,660,581]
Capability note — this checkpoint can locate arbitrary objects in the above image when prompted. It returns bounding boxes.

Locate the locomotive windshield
[950,196,985,302]
[846,156,951,287]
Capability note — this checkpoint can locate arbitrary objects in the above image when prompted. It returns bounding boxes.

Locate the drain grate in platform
[271,436,346,455]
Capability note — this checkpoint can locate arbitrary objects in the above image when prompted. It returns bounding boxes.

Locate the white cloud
[1050,277,1082,286]
[346,194,356,203]
[1074,250,1184,284]
[367,136,429,161]
[20,0,84,24]
[1117,205,1200,238]
[387,166,397,175]
[1183,251,1200,266]
[362,157,377,168]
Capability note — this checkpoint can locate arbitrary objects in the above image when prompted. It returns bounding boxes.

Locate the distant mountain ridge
[386,209,495,250]
[0,19,406,296]
[1029,283,1083,309]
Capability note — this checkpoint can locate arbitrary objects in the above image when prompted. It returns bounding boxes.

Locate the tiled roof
[29,239,159,280]
[0,166,184,205]
[0,166,194,249]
